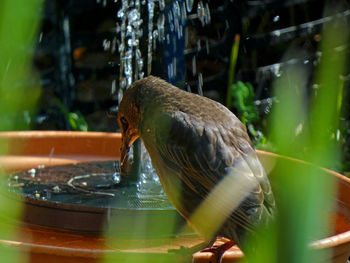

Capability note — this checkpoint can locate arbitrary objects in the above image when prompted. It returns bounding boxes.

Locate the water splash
[136,142,165,198]
[111,0,213,191]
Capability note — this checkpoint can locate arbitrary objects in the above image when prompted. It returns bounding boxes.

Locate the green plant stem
[226,34,240,108]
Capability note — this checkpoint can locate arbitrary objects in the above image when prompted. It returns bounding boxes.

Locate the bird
[116,75,275,255]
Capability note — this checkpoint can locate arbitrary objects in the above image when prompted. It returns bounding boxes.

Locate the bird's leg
[194,237,236,263]
[168,237,236,263]
[199,237,235,254]
[167,237,216,255]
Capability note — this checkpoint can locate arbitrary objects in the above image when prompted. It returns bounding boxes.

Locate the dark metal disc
[4,161,185,237]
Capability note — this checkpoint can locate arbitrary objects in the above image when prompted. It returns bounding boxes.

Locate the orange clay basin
[0,131,350,263]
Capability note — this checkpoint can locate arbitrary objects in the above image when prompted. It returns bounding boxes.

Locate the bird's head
[117,89,141,169]
[116,76,173,173]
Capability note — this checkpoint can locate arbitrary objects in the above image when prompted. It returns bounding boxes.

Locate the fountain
[1,1,350,263]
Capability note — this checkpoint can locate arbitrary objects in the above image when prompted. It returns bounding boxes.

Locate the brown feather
[118,76,275,247]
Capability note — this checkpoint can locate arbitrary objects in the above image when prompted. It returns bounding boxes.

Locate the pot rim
[0,131,349,255]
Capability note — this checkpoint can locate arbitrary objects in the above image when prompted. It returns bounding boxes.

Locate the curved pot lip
[0,131,349,254]
[256,149,350,186]
[256,149,350,249]
[0,130,121,139]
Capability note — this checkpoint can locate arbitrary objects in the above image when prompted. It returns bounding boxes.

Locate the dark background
[28,0,350,173]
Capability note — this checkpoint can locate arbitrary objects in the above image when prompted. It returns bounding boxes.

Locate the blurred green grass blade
[226,34,240,107]
[310,7,349,167]
[0,0,43,262]
[251,5,348,263]
[0,0,43,132]
[269,49,309,156]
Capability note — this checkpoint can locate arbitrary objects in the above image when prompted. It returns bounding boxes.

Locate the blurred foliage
[230,81,259,124]
[0,0,43,261]
[55,98,89,131]
[228,80,269,148]
[242,4,349,263]
[103,3,349,263]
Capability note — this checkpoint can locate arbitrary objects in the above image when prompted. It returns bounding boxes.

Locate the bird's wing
[152,110,274,233]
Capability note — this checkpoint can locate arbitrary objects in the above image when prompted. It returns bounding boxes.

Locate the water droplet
[120,78,127,90]
[192,56,196,76]
[204,3,211,24]
[112,172,121,184]
[272,63,281,77]
[167,63,174,79]
[186,0,193,12]
[128,9,141,26]
[295,123,303,136]
[197,39,201,51]
[159,0,165,11]
[172,1,181,21]
[117,9,125,18]
[157,14,165,41]
[53,185,61,193]
[111,79,117,95]
[273,30,281,37]
[336,129,341,141]
[181,1,187,22]
[153,29,158,49]
[118,88,124,104]
[137,58,144,71]
[273,15,280,22]
[198,73,203,96]
[38,32,43,43]
[118,43,124,53]
[197,1,205,26]
[103,39,111,51]
[205,39,210,54]
[28,168,36,178]
[127,37,139,46]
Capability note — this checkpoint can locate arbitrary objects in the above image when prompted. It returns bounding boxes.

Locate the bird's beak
[120,128,140,175]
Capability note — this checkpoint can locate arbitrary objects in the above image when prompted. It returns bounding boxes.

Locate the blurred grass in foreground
[104,4,348,263]
[103,4,349,263]
[0,0,43,262]
[243,4,349,263]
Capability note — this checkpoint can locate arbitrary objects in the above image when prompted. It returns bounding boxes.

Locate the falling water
[110,0,212,187]
[198,73,203,96]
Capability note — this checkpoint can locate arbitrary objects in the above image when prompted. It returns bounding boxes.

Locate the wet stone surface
[7,161,173,210]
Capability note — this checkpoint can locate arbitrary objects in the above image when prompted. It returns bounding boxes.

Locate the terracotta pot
[0,131,349,263]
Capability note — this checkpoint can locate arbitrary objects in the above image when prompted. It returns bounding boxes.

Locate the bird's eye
[120,116,129,131]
